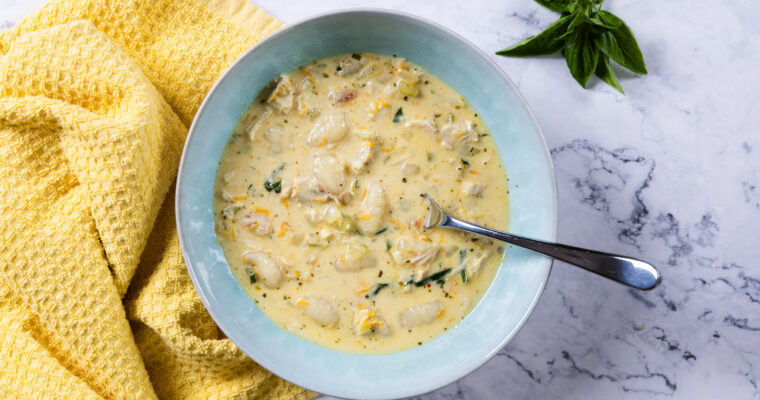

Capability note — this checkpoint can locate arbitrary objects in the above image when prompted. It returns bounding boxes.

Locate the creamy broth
[213,53,509,353]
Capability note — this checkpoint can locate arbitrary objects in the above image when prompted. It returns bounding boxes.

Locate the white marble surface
[3,0,759,399]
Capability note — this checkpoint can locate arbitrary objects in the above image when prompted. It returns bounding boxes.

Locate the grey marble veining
[2,0,758,399]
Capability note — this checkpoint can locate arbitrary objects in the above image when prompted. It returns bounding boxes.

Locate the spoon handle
[441,215,661,290]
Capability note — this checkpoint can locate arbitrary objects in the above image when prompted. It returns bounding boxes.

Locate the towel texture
[0,0,313,399]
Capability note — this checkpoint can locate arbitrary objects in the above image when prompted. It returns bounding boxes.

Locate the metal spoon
[423,195,661,290]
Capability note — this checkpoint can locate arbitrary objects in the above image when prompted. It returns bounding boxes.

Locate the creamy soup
[213,53,509,353]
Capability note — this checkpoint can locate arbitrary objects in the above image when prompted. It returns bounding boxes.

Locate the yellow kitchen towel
[0,0,314,399]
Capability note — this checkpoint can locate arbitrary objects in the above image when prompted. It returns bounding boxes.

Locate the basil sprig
[496,0,646,93]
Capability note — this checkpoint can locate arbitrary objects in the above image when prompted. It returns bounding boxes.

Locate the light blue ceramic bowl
[177,9,557,399]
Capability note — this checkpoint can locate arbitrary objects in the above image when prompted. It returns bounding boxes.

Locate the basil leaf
[564,26,600,88]
[594,10,647,75]
[589,13,616,30]
[534,0,579,13]
[595,53,624,94]
[496,14,573,57]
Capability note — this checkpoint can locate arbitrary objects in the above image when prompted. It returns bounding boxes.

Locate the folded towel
[0,0,314,398]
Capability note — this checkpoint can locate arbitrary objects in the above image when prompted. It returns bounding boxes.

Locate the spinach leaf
[263,179,281,193]
[414,268,451,287]
[245,267,257,284]
[374,227,388,236]
[393,108,404,123]
[369,283,390,297]
[263,163,285,193]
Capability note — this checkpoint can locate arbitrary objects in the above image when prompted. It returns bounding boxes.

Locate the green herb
[495,0,646,93]
[339,215,354,232]
[245,267,257,284]
[386,239,392,251]
[447,112,455,123]
[393,108,404,123]
[374,227,388,236]
[369,283,390,297]
[460,159,470,168]
[263,179,281,193]
[414,268,451,287]
[458,250,468,283]
[263,163,285,193]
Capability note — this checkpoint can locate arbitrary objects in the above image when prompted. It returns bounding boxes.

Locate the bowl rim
[176,8,558,398]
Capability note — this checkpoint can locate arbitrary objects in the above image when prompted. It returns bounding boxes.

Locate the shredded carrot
[360,214,372,221]
[281,197,289,208]
[437,309,445,318]
[253,207,269,215]
[361,189,367,201]
[299,67,315,81]
[296,299,310,306]
[232,196,247,201]
[469,170,478,175]
[294,270,301,278]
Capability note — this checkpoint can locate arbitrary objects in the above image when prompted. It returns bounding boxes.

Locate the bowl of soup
[177,9,557,399]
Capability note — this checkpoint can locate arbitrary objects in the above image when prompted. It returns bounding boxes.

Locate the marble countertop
[3,0,759,399]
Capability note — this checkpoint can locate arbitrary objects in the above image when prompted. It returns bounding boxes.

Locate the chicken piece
[399,301,443,328]
[356,62,383,81]
[312,155,348,195]
[400,162,420,176]
[241,212,272,236]
[298,297,339,326]
[242,251,282,288]
[358,181,387,234]
[283,175,328,203]
[308,112,350,146]
[466,252,489,278]
[350,139,381,173]
[267,75,295,114]
[263,124,292,153]
[462,181,486,197]
[437,120,479,149]
[352,304,390,335]
[335,242,377,272]
[247,108,273,141]
[403,119,437,139]
[337,57,363,76]
[305,204,343,226]
[390,232,440,268]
